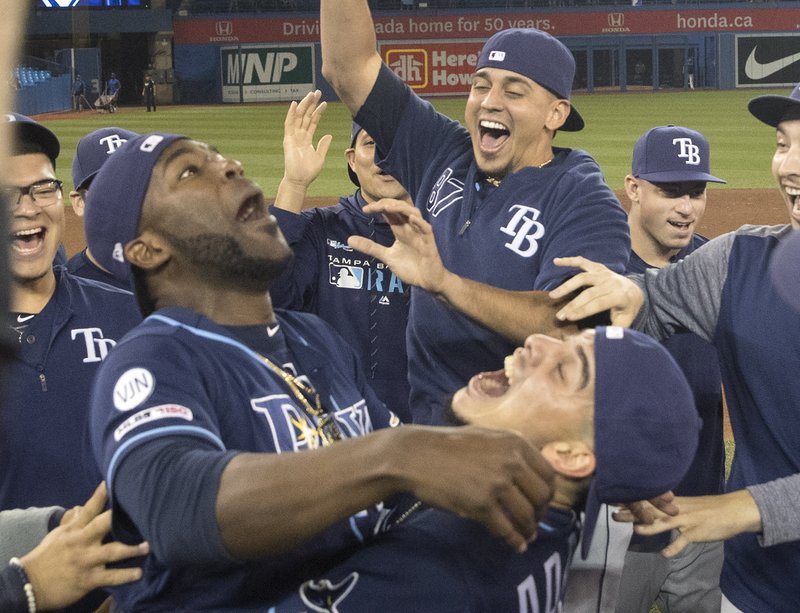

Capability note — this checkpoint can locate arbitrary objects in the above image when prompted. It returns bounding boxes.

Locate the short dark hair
[10,139,55,169]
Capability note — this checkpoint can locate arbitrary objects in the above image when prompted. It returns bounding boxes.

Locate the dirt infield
[61,188,786,258]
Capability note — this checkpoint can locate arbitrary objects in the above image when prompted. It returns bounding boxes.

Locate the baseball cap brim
[6,113,60,164]
[748,95,800,128]
[636,170,726,184]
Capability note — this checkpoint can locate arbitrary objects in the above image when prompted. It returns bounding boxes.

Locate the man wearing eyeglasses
[1,113,141,513]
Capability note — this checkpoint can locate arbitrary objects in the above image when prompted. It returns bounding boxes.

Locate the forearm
[320,0,382,113]
[0,507,64,560]
[748,474,800,546]
[273,177,309,213]
[434,271,576,344]
[217,427,403,559]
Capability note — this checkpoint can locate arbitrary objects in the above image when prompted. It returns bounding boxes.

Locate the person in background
[142,75,156,113]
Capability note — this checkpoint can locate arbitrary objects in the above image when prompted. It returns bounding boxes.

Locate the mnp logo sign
[221,44,314,103]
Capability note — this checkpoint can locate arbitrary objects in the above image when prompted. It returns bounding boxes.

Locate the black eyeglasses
[2,179,63,208]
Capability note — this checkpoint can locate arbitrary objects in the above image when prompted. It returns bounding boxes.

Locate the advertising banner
[736,34,800,87]
[220,44,314,103]
[379,41,482,95]
[176,8,800,45]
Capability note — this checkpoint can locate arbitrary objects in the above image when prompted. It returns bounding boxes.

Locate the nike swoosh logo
[745,47,800,80]
[266,324,280,337]
[16,314,34,323]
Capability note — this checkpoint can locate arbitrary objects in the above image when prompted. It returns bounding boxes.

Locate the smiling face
[5,153,64,289]
[138,140,291,291]
[626,176,707,263]
[464,67,570,178]
[451,330,596,449]
[772,116,800,230]
[346,130,409,204]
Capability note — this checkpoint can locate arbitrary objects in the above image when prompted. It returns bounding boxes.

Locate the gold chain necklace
[486,156,554,187]
[260,354,343,446]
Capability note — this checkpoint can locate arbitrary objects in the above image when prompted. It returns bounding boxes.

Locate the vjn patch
[113,367,155,411]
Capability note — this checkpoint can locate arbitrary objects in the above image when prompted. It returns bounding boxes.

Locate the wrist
[9,557,37,613]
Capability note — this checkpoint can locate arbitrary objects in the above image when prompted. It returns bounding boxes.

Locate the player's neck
[630,225,679,269]
[10,270,57,314]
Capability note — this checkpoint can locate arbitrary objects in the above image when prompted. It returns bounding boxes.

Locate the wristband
[8,557,37,613]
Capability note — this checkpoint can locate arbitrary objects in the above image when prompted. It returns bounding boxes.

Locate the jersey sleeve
[632,231,735,343]
[89,332,229,493]
[748,473,800,547]
[270,207,324,310]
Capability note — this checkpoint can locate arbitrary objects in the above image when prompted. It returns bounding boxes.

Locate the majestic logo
[299,573,360,612]
[215,21,233,37]
[500,205,546,258]
[71,328,117,363]
[608,13,624,27]
[744,47,800,80]
[672,138,701,166]
[99,134,128,155]
[113,368,155,411]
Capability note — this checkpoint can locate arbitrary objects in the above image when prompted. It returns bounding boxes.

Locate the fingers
[362,198,417,218]
[99,540,150,565]
[660,532,690,558]
[92,566,144,587]
[348,236,385,259]
[316,134,333,161]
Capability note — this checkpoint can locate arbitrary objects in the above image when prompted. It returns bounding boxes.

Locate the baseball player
[270,91,413,421]
[1,113,141,512]
[549,85,800,612]
[269,326,701,613]
[320,4,630,424]
[67,126,139,288]
[614,125,727,612]
[82,132,555,610]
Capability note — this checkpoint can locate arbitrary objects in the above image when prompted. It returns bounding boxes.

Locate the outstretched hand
[20,482,149,610]
[281,89,333,191]
[613,490,762,558]
[349,198,448,294]
[548,256,644,327]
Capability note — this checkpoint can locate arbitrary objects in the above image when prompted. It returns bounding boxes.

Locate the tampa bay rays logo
[298,573,360,612]
[427,168,464,217]
[672,137,701,166]
[500,205,545,257]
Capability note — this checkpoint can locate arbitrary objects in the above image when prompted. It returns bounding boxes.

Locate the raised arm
[273,90,332,213]
[320,0,383,114]
[349,199,577,344]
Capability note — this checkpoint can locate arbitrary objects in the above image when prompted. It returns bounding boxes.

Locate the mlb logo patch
[489,50,506,62]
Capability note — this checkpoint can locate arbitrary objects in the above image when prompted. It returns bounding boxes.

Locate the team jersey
[632,225,800,612]
[355,65,630,423]
[90,306,400,611]
[1,268,140,509]
[270,192,411,422]
[67,248,129,289]
[270,506,580,613]
[627,237,724,498]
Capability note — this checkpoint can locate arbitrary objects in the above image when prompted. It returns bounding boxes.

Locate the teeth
[480,120,507,131]
[784,186,800,197]
[504,355,514,384]
[13,228,42,237]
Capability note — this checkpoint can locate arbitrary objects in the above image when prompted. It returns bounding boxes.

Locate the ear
[124,229,171,272]
[624,175,641,205]
[345,148,356,171]
[545,99,571,132]
[69,191,85,217]
[541,440,596,478]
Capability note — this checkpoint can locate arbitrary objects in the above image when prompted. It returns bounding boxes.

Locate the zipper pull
[459,219,471,236]
[39,372,47,392]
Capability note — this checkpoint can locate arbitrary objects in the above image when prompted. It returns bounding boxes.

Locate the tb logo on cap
[673,138,701,166]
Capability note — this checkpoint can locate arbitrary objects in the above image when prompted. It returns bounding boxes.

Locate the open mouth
[11,227,45,255]
[479,120,510,152]
[236,190,266,222]
[668,220,692,230]
[468,355,514,398]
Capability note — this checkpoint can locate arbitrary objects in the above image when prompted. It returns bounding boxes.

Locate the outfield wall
[173,6,800,104]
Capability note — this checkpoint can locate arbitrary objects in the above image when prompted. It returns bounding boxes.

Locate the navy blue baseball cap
[632,125,726,184]
[347,122,363,187]
[748,83,800,127]
[72,127,139,190]
[770,230,800,313]
[84,132,187,282]
[476,28,584,132]
[4,112,60,166]
[581,326,700,559]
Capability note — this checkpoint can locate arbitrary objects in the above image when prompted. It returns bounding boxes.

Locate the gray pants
[615,537,723,613]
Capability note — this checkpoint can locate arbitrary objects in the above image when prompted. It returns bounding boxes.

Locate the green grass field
[38,87,788,197]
